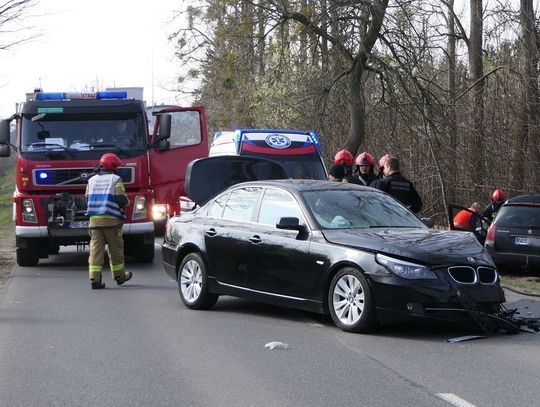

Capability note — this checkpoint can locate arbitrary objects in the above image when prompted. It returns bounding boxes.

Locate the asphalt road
[1,242,539,407]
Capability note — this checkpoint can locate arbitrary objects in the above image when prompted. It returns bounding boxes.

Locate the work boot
[114,271,133,286]
[90,276,105,290]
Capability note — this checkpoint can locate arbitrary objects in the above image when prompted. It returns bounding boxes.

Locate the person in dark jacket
[328,164,345,182]
[370,156,423,214]
[484,188,507,225]
[352,152,378,186]
[333,149,355,183]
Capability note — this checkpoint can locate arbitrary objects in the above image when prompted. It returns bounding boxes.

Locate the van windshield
[243,152,327,180]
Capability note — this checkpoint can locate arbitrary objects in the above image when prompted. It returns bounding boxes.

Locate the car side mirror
[420,217,433,228]
[179,196,196,212]
[276,217,305,231]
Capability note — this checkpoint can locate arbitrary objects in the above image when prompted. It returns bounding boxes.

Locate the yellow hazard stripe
[89,265,102,273]
[110,263,125,272]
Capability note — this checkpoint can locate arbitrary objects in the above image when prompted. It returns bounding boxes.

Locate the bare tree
[265,0,389,154]
[511,0,540,192]
[0,0,38,51]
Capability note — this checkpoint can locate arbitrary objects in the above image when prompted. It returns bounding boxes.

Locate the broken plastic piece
[265,341,289,350]
[447,335,487,343]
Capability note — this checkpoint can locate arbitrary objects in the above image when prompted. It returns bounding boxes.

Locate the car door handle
[206,228,217,237]
[248,235,262,244]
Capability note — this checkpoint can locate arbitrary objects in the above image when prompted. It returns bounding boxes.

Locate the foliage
[170,0,540,225]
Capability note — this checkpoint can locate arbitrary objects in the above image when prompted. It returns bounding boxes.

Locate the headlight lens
[375,254,437,280]
[152,204,167,221]
[21,199,37,223]
[132,195,147,220]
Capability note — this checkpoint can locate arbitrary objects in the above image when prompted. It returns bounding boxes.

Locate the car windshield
[21,112,146,157]
[496,206,540,228]
[303,189,426,229]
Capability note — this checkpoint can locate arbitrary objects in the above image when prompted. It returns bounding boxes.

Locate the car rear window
[496,206,540,228]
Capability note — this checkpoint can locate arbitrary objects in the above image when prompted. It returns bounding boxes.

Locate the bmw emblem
[265,134,291,149]
[467,256,475,263]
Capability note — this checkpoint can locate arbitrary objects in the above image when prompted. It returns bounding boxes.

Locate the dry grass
[500,275,540,295]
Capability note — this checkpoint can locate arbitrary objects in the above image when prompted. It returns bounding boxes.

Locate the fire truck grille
[33,167,134,186]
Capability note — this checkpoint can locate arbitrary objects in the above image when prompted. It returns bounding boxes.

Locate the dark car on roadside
[485,194,540,273]
[162,169,505,333]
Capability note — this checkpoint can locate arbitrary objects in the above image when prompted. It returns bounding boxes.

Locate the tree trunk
[468,0,485,188]
[512,0,540,192]
[446,0,457,204]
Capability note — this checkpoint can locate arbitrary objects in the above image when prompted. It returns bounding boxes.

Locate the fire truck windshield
[20,113,147,158]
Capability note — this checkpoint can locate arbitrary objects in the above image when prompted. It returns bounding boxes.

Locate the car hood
[321,228,494,266]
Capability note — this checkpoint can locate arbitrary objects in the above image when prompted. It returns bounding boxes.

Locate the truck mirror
[0,144,10,157]
[0,119,10,144]
[158,114,171,141]
[156,139,170,152]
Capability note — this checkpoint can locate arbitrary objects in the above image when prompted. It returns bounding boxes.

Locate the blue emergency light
[35,91,127,101]
[38,171,48,179]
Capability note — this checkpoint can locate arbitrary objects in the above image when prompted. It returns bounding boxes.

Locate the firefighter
[484,188,507,225]
[352,152,378,186]
[453,202,482,230]
[333,149,355,183]
[86,153,132,289]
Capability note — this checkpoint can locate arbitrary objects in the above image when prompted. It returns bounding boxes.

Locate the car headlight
[375,254,437,280]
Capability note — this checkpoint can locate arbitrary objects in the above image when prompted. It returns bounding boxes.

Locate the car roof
[505,194,540,206]
[231,179,377,193]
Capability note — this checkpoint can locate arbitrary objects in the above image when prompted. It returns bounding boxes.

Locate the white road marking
[436,393,477,407]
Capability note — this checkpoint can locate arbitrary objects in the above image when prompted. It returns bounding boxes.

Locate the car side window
[208,192,229,218]
[257,188,304,226]
[222,187,261,222]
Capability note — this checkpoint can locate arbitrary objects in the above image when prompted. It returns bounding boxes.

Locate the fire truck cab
[0,90,208,266]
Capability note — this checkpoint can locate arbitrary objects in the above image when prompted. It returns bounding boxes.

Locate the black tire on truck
[16,237,40,267]
[126,232,155,263]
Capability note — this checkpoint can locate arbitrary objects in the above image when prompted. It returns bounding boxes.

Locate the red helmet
[334,149,354,166]
[378,153,393,168]
[100,153,122,171]
[355,152,376,167]
[491,188,506,202]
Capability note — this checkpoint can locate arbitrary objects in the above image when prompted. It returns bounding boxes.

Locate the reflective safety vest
[86,173,124,219]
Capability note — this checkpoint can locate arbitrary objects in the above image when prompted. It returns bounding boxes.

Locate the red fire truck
[0,89,208,266]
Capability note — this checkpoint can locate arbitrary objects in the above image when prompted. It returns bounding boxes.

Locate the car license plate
[69,221,89,229]
[515,237,529,245]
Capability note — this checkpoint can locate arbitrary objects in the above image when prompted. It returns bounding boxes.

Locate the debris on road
[265,341,289,350]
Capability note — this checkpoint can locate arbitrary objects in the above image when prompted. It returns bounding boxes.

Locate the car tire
[328,267,377,333]
[178,253,218,310]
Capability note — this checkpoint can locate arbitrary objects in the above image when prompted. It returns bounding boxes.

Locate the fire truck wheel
[133,233,155,263]
[134,244,154,263]
[16,248,39,267]
[48,244,60,255]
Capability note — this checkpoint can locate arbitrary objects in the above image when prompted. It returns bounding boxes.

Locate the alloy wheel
[332,274,365,326]
[180,259,203,303]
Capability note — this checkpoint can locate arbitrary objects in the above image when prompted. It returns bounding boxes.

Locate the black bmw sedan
[162,180,505,333]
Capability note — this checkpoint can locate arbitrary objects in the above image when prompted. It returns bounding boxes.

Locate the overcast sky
[0,0,189,117]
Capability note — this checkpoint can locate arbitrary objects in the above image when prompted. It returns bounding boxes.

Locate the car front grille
[477,267,498,284]
[33,167,134,186]
[447,266,498,285]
